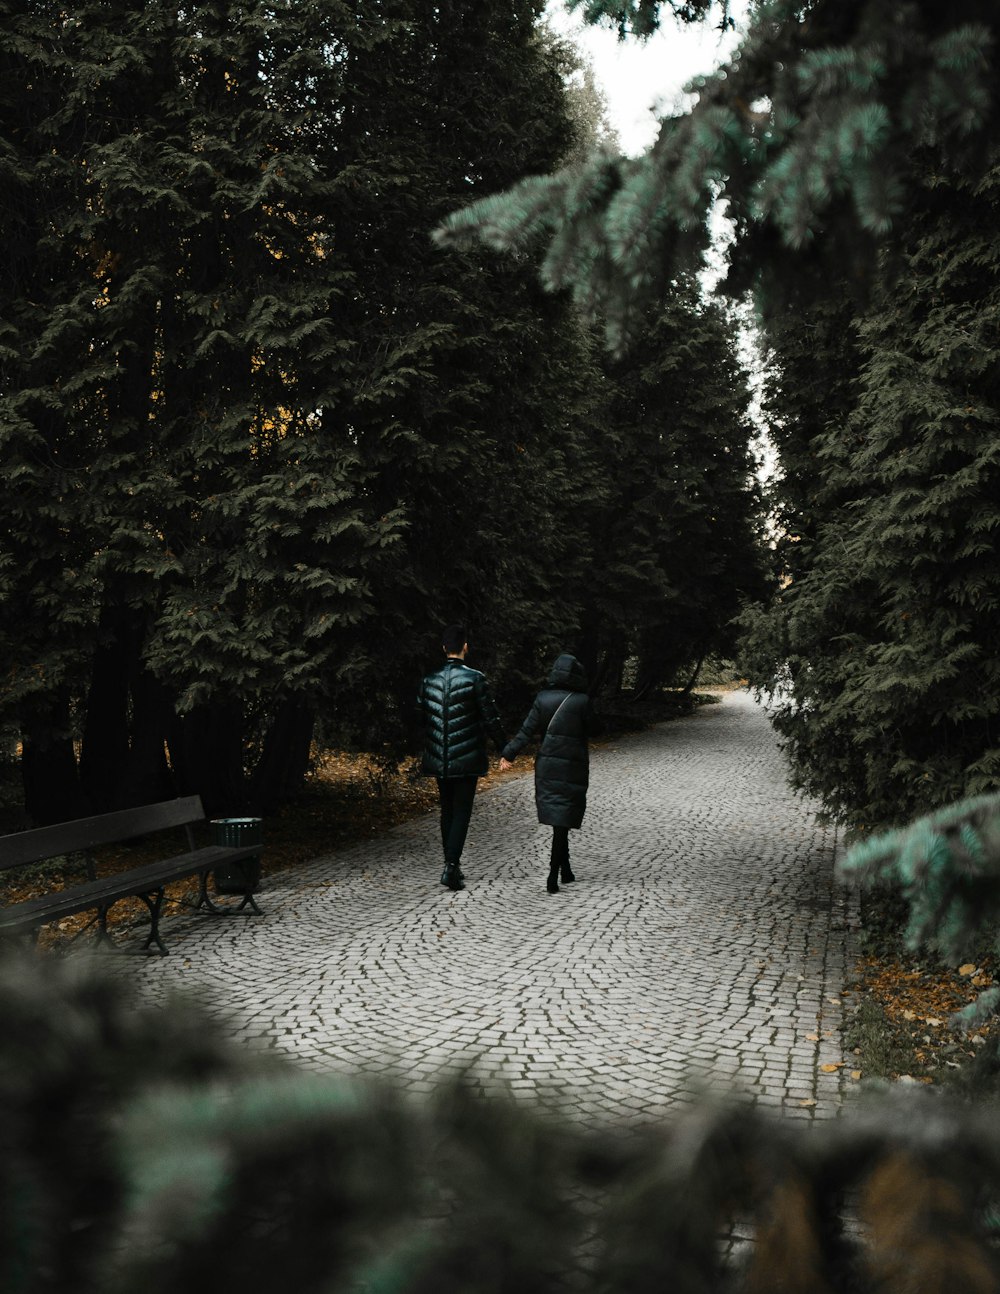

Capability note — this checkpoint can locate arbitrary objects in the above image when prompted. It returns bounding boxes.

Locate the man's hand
[499,757,513,771]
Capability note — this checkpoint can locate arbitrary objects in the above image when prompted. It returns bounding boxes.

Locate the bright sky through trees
[544,0,745,155]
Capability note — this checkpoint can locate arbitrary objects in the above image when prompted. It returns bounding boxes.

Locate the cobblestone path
[116,689,853,1125]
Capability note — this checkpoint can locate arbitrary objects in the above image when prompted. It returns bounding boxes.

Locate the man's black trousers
[436,775,478,866]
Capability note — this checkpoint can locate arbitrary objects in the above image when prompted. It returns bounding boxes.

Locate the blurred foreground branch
[841,792,1000,1036]
[3,950,1000,1292]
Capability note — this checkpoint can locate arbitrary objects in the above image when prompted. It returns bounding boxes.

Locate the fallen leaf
[820,1063,843,1072]
[851,1070,862,1081]
[805,1033,819,1042]
[799,1098,817,1107]
[902,1009,917,1021]
[924,1017,943,1027]
[959,963,977,976]
[827,997,842,1005]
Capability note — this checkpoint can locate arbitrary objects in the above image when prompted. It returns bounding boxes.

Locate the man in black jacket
[417,625,507,891]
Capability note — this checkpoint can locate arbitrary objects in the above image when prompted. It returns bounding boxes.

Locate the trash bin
[211,817,262,895]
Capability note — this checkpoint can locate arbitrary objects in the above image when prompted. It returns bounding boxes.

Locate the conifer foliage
[841,791,1000,997]
[588,283,765,693]
[745,161,1000,829]
[0,1,766,822]
[840,790,1000,1071]
[305,0,606,750]
[0,0,388,818]
[436,1,999,347]
[456,0,1000,833]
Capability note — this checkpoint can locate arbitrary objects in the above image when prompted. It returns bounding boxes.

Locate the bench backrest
[0,796,206,872]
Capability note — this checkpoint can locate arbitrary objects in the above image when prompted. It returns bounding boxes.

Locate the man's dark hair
[441,624,467,654]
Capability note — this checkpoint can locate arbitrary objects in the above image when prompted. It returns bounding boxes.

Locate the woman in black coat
[499,653,590,893]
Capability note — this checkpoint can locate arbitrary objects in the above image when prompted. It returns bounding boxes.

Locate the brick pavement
[108,688,854,1125]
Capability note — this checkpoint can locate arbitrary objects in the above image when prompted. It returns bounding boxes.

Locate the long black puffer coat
[418,658,507,778]
[502,653,590,829]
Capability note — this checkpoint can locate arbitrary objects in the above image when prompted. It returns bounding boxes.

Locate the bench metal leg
[138,889,168,955]
[96,903,118,948]
[193,870,262,917]
[227,889,262,916]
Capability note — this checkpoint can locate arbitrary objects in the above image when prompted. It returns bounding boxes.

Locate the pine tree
[588,282,765,695]
[1,0,776,822]
[569,0,721,40]
[0,1,395,818]
[436,0,999,348]
[0,0,621,818]
[745,160,1000,828]
[737,288,863,738]
[306,0,614,753]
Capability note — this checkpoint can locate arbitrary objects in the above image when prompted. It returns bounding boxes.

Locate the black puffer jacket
[502,654,590,829]
[418,658,507,778]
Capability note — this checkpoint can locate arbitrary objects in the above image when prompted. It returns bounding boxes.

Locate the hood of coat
[546,653,588,693]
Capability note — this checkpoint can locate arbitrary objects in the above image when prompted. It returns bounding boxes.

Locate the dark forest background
[3,0,1000,837]
[0,0,764,825]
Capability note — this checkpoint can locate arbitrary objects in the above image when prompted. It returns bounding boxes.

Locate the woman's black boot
[551,826,571,887]
[547,865,560,894]
[443,863,465,891]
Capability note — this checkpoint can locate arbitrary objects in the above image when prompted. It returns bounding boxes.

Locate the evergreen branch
[840,792,1000,962]
[437,5,998,336]
[951,986,1000,1032]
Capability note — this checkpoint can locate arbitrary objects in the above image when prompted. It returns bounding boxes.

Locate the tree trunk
[79,606,133,812]
[680,652,707,696]
[632,661,665,703]
[249,700,315,812]
[588,649,623,698]
[79,607,176,810]
[574,620,602,694]
[168,701,248,818]
[118,668,176,807]
[633,625,684,702]
[20,693,90,826]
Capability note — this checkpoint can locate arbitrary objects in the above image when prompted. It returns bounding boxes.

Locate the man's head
[441,624,468,657]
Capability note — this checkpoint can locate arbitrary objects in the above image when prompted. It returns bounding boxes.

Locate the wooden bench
[0,795,263,955]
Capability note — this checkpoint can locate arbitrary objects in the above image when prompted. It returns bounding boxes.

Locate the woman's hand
[499,757,513,771]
